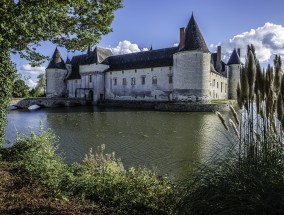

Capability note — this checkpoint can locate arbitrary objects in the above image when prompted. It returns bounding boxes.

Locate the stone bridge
[10,98,89,109]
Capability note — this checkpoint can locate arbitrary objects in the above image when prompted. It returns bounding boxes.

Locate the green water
[5,106,232,179]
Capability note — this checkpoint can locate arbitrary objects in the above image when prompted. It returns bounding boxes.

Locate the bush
[2,129,177,214]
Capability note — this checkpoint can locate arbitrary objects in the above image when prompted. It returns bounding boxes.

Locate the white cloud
[26,79,37,89]
[173,43,179,47]
[110,40,149,55]
[211,22,284,63]
[20,64,46,76]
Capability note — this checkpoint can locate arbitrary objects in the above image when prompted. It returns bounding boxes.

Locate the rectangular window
[141,76,146,85]
[135,69,137,73]
[225,84,227,93]
[122,70,124,74]
[217,82,219,88]
[123,78,127,85]
[131,77,136,85]
[89,75,92,83]
[221,82,223,92]
[152,76,157,85]
[169,75,173,84]
[213,79,215,87]
[114,78,117,85]
[169,66,172,70]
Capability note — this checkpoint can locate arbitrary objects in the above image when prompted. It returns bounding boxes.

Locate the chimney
[216,45,222,72]
[179,27,185,50]
[237,48,241,58]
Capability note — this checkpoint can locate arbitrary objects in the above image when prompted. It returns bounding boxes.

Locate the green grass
[210,99,236,104]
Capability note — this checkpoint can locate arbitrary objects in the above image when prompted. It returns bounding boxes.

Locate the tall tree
[0,0,123,145]
[12,79,30,98]
[36,73,46,96]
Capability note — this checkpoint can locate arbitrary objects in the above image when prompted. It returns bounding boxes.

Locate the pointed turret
[150,45,153,51]
[47,47,66,69]
[227,49,241,65]
[182,13,209,52]
[66,56,71,64]
[227,48,242,99]
[87,46,91,54]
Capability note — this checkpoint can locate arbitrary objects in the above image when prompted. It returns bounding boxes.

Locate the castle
[46,14,242,104]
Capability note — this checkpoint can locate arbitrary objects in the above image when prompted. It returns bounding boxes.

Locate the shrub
[2,129,177,214]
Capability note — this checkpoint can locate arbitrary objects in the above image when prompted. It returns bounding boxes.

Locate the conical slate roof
[227,49,241,65]
[66,56,71,64]
[182,14,209,52]
[47,47,66,69]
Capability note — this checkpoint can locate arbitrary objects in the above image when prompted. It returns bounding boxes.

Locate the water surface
[5,106,232,178]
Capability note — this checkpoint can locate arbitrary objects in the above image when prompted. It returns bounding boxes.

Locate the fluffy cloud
[25,79,37,89]
[211,22,284,63]
[110,40,149,55]
[20,64,46,76]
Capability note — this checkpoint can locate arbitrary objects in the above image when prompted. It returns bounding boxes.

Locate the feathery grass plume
[253,129,261,142]
[266,89,274,119]
[265,65,273,99]
[255,60,263,97]
[262,68,267,100]
[247,50,256,100]
[256,92,261,115]
[236,81,243,109]
[229,119,239,139]
[273,55,282,95]
[215,111,229,131]
[280,75,284,100]
[240,66,249,109]
[277,93,283,122]
[229,105,239,126]
[270,116,277,134]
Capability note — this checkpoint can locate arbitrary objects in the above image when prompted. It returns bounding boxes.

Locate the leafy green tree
[12,79,30,98]
[0,0,123,145]
[36,73,46,96]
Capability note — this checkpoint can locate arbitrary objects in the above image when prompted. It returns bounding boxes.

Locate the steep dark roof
[227,49,241,65]
[182,14,209,52]
[67,47,112,80]
[47,47,66,70]
[106,47,179,71]
[66,56,71,64]
[211,53,226,72]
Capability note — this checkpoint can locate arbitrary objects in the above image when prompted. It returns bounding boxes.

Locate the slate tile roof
[67,47,112,80]
[211,53,226,72]
[182,14,209,52]
[227,49,241,65]
[105,47,179,71]
[46,47,66,70]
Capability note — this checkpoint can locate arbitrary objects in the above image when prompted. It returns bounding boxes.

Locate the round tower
[46,47,68,97]
[227,49,241,100]
[173,13,211,102]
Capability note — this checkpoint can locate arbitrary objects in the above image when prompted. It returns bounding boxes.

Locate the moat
[5,106,233,179]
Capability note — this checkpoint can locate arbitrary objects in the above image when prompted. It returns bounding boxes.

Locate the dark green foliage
[2,129,177,214]
[0,0,122,146]
[12,79,30,98]
[0,45,16,146]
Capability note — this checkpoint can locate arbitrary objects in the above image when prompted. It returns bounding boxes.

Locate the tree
[12,79,30,98]
[0,0,123,145]
[35,73,46,97]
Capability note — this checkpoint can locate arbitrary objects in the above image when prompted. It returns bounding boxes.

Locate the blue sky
[12,0,284,88]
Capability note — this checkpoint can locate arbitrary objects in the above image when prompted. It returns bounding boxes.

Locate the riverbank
[0,162,115,215]
[9,98,233,112]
